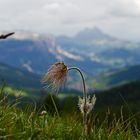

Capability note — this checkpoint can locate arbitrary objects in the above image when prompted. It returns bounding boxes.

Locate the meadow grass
[0,94,140,140]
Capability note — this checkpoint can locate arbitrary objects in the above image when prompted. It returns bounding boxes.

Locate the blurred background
[0,0,140,115]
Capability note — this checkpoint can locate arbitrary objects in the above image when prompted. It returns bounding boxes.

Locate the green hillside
[0,79,140,139]
[0,63,41,89]
[0,63,140,139]
[96,80,140,111]
[94,64,140,89]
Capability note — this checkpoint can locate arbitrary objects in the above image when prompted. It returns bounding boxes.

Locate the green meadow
[0,80,140,139]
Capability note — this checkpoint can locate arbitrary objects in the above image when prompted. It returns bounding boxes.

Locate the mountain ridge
[0,27,140,77]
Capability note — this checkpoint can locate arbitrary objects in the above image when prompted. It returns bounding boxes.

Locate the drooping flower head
[42,62,68,93]
[42,61,97,133]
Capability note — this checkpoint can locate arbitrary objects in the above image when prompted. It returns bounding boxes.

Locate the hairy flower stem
[68,67,87,132]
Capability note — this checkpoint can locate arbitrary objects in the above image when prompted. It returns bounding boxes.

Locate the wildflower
[42,61,97,134]
[78,95,96,115]
[42,62,68,92]
[40,110,47,116]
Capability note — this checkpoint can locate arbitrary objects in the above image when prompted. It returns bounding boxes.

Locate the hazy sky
[0,0,140,41]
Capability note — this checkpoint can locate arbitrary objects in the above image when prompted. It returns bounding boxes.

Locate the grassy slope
[0,68,140,139]
[0,81,140,139]
[0,63,43,104]
[0,63,41,89]
[95,81,140,114]
[1,106,139,139]
[94,64,140,89]
[62,81,140,117]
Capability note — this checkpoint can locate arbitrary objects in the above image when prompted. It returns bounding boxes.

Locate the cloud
[109,0,140,17]
[0,0,140,41]
[44,3,61,11]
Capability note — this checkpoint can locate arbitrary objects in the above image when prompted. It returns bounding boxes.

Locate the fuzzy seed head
[42,62,68,93]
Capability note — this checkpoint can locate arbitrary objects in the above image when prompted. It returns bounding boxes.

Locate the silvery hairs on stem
[78,95,96,115]
[42,62,68,93]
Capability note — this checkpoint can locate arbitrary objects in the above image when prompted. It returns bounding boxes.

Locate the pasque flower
[42,62,68,92]
[42,61,96,133]
[78,95,96,115]
[39,110,47,116]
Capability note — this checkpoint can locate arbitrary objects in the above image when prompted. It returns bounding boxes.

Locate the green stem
[68,67,87,102]
[68,67,87,129]
[50,94,60,117]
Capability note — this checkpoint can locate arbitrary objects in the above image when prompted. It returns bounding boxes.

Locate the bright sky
[0,0,140,41]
